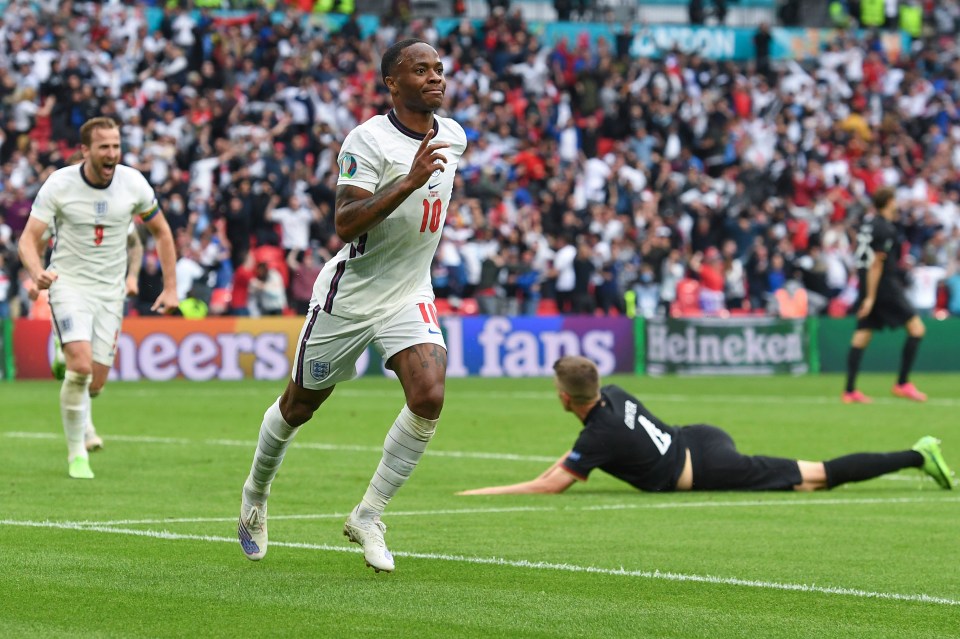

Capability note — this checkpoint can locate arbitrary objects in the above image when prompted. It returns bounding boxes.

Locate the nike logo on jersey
[428,182,441,190]
[428,328,442,335]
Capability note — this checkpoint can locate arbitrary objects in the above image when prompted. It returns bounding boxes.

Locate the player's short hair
[872,186,895,211]
[381,38,427,82]
[80,117,120,147]
[553,356,600,404]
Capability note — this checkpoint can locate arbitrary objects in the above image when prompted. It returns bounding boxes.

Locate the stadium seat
[537,299,559,315]
[209,288,232,315]
[459,298,479,315]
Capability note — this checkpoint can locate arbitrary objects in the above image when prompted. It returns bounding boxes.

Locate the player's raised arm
[143,211,178,313]
[334,128,450,243]
[457,453,578,495]
[17,216,58,290]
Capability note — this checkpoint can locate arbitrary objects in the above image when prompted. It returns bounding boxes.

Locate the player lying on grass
[459,356,956,495]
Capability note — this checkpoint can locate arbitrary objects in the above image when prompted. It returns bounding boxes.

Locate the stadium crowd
[2,0,960,320]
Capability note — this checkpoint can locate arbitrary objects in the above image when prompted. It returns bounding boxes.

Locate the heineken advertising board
[645,317,812,376]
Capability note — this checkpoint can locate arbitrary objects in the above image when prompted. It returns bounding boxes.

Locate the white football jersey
[314,112,467,319]
[30,163,159,300]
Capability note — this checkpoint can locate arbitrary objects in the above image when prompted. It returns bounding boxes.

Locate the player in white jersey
[30,220,143,453]
[18,117,178,479]
[238,39,467,572]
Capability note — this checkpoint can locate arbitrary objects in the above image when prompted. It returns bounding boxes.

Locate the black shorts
[683,424,802,491]
[855,290,916,331]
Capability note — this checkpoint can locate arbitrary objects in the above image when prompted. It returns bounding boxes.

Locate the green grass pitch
[1,373,958,638]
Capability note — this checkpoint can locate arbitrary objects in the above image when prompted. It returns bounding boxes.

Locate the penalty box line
[1,517,957,608]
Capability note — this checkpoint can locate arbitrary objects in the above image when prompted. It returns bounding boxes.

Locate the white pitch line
[1,518,957,607]
[1,432,557,463]
[66,494,959,528]
[1,432,943,484]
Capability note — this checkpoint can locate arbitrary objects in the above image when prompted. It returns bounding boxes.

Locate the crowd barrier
[10,315,959,381]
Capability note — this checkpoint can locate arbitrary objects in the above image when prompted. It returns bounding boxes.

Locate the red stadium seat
[459,298,479,315]
[537,299,559,315]
[209,288,232,314]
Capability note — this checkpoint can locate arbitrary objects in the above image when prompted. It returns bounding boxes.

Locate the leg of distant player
[84,362,110,451]
[51,334,101,450]
[792,436,954,490]
[843,328,872,403]
[61,340,95,479]
[238,380,333,561]
[892,316,926,401]
[344,343,445,573]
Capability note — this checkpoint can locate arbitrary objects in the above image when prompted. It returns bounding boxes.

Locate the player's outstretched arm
[334,129,450,242]
[144,212,178,313]
[458,456,577,495]
[17,217,57,290]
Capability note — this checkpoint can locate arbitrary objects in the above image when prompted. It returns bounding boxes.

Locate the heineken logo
[646,319,808,375]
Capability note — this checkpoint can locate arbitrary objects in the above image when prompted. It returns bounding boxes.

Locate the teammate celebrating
[844,187,927,403]
[18,117,178,479]
[30,217,144,455]
[459,356,955,495]
[238,39,468,573]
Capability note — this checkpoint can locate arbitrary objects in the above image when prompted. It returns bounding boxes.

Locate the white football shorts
[291,300,446,390]
[49,284,124,366]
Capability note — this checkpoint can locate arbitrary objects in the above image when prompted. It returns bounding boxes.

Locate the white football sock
[357,405,438,519]
[245,398,298,498]
[60,371,91,461]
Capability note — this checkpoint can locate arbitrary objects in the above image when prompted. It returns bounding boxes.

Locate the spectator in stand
[906,255,948,317]
[551,234,577,313]
[694,247,725,314]
[721,239,747,310]
[476,247,506,316]
[136,253,166,317]
[514,248,542,315]
[632,263,660,319]
[229,251,255,317]
[266,193,322,256]
[287,249,323,316]
[248,261,287,317]
[767,252,788,295]
[572,242,596,315]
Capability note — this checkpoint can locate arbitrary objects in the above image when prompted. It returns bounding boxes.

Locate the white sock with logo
[356,405,438,520]
[245,398,298,498]
[60,371,91,461]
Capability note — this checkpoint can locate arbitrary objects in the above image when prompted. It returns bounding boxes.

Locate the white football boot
[238,485,268,561]
[343,508,395,573]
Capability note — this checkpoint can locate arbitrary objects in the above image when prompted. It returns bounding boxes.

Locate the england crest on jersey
[94,201,108,223]
[309,359,330,381]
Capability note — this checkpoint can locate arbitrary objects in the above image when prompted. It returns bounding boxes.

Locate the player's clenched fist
[34,268,58,290]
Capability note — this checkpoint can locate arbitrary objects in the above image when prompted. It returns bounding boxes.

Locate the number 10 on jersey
[420,199,442,234]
